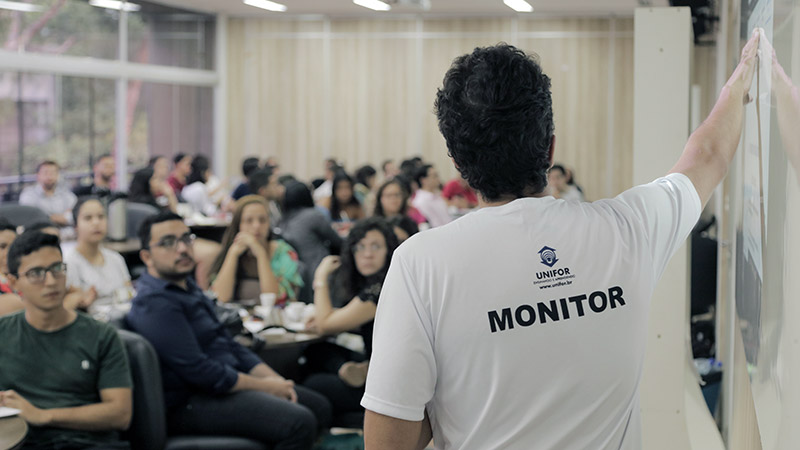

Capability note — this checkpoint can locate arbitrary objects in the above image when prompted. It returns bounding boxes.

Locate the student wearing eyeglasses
[126,211,331,449]
[300,217,399,420]
[0,231,133,449]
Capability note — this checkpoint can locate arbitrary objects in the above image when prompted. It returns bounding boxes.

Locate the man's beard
[100,174,113,184]
[155,265,196,282]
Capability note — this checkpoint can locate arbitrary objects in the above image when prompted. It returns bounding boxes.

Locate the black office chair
[0,204,49,229]
[126,202,160,239]
[117,330,266,450]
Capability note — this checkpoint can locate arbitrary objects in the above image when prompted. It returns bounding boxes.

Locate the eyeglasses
[354,243,386,254]
[14,262,67,284]
[150,233,196,251]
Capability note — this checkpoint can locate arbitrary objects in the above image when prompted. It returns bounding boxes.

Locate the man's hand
[0,390,50,426]
[726,28,760,100]
[259,377,298,403]
[78,286,98,309]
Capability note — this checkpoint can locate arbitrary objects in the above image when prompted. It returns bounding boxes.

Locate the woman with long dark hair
[302,217,399,417]
[320,172,364,223]
[181,155,219,216]
[278,181,342,288]
[128,167,178,212]
[209,195,303,305]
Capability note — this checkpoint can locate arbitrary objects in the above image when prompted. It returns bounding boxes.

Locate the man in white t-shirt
[362,32,761,449]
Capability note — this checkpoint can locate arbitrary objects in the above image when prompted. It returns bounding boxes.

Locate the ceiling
[151,0,670,18]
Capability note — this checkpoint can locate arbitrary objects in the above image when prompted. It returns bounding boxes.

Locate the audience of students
[209,196,304,305]
[73,154,116,198]
[0,149,587,446]
[127,212,330,449]
[278,182,343,291]
[63,197,133,315]
[302,217,398,417]
[19,161,77,227]
[0,231,133,449]
[0,219,23,316]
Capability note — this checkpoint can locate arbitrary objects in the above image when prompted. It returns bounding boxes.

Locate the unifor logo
[538,246,558,267]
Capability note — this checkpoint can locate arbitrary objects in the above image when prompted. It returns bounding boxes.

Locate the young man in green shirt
[0,231,132,450]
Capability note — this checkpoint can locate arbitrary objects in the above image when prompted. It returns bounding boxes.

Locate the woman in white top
[64,197,132,315]
[181,155,221,216]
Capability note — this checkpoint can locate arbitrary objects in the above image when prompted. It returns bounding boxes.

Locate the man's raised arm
[669,29,761,206]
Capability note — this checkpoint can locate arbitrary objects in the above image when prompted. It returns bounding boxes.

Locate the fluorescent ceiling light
[503,0,534,13]
[353,0,391,12]
[88,0,141,12]
[243,0,287,12]
[0,1,43,12]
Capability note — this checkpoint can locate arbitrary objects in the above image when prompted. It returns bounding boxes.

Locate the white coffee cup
[260,293,277,308]
[284,302,305,323]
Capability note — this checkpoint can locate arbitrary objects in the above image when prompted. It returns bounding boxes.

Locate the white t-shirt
[362,173,701,450]
[65,247,131,311]
[182,182,218,217]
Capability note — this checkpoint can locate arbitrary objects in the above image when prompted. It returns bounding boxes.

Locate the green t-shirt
[0,311,132,448]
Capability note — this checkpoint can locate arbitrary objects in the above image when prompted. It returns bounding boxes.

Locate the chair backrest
[127,202,160,239]
[0,204,49,229]
[117,329,168,450]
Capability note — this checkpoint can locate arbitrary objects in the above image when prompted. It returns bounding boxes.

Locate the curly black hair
[435,43,554,201]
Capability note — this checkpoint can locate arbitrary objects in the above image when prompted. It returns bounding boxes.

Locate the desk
[0,416,27,450]
[186,218,231,242]
[256,330,325,381]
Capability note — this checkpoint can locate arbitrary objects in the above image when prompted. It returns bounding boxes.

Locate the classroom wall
[226,16,637,200]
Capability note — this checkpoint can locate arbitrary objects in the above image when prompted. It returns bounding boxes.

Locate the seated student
[232,157,261,201]
[63,197,133,315]
[148,156,171,181]
[209,196,304,305]
[353,165,377,207]
[411,164,452,228]
[74,154,115,198]
[19,160,77,227]
[0,231,132,449]
[249,166,286,226]
[302,218,398,418]
[319,173,365,225]
[442,176,479,210]
[167,153,192,195]
[278,182,343,290]
[373,178,426,228]
[0,219,24,316]
[181,156,220,217]
[127,212,330,449]
[129,167,178,213]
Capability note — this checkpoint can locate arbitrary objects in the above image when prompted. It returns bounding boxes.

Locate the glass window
[127,1,215,70]
[0,71,116,198]
[0,0,119,59]
[128,81,213,170]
